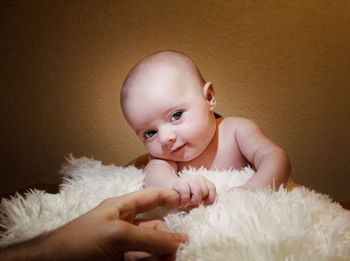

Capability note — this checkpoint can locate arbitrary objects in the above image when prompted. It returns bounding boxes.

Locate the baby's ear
[203,82,216,111]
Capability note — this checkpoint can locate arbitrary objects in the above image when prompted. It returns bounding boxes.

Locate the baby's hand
[171,175,216,211]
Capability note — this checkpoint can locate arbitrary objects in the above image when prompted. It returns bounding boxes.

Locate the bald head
[120,51,205,112]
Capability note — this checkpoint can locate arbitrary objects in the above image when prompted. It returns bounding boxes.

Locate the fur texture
[1,157,349,260]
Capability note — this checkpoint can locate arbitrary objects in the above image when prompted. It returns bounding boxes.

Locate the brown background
[1,1,349,200]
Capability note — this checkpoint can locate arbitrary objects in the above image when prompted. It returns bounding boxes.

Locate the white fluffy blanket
[1,157,350,260]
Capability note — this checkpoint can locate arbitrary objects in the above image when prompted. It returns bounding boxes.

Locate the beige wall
[1,1,349,200]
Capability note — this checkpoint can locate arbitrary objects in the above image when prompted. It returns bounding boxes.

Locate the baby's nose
[159,129,176,144]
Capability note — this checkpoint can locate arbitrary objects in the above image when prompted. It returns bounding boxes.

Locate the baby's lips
[171,143,186,153]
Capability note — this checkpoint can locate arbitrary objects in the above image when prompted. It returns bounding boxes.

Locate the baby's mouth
[171,143,186,153]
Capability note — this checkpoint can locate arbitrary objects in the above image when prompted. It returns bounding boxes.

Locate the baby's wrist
[239,181,261,191]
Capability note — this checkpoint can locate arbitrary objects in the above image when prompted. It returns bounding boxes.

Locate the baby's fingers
[188,181,203,207]
[172,183,191,209]
[203,180,216,206]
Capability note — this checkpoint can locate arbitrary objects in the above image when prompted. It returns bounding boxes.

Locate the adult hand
[0,188,187,260]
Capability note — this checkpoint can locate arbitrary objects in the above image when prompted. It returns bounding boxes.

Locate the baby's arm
[144,159,216,210]
[231,118,291,191]
[144,158,180,189]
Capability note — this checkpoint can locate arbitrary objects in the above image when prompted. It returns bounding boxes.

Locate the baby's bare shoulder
[219,117,259,131]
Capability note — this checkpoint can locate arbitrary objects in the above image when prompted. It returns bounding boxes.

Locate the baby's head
[121,50,217,162]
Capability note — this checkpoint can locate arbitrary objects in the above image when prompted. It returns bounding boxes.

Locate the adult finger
[124,251,152,261]
[113,188,180,221]
[113,220,187,256]
[125,220,182,261]
[137,219,170,232]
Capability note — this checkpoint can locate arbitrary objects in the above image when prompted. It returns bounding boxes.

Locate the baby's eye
[171,111,183,121]
[143,130,157,139]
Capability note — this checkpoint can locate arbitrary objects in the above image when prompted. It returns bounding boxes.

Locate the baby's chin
[154,150,202,163]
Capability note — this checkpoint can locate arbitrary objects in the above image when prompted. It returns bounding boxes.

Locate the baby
[121,50,291,210]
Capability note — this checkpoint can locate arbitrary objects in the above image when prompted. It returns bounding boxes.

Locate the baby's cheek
[147,144,163,157]
[144,143,155,153]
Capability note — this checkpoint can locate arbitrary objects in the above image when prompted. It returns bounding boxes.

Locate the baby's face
[123,67,216,162]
